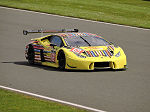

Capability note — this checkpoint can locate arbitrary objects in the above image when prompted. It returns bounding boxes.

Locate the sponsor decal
[50,53,56,62]
[84,47,103,50]
[85,48,114,57]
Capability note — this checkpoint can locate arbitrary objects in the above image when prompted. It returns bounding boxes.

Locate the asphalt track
[0,7,150,112]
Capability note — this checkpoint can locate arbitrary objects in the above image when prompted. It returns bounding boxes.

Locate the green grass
[0,0,150,28]
[0,88,88,112]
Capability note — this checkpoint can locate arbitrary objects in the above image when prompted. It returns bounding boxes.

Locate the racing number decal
[42,49,56,63]
[70,48,84,54]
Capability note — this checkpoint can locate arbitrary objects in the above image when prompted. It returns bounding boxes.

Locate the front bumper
[65,55,127,70]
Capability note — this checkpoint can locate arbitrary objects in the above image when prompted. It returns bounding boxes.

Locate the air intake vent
[94,62,110,68]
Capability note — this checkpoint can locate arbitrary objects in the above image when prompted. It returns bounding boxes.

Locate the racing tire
[58,51,66,70]
[27,45,35,65]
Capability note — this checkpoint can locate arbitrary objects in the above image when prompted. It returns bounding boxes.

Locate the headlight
[115,51,121,57]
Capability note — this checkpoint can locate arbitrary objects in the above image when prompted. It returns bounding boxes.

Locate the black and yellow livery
[24,29,127,70]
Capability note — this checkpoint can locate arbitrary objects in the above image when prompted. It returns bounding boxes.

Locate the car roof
[56,32,98,38]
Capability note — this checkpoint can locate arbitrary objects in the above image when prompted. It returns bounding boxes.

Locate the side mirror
[50,43,57,47]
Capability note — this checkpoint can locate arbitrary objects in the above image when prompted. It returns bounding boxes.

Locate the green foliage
[0,0,150,28]
[0,89,87,112]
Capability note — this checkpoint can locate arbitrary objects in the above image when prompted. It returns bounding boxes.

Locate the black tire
[27,45,35,65]
[58,51,66,70]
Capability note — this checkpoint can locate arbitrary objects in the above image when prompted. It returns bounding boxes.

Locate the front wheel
[58,51,66,70]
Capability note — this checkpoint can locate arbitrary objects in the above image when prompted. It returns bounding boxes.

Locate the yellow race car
[23,29,127,70]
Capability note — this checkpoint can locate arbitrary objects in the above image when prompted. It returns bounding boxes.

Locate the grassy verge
[0,88,88,112]
[0,0,150,29]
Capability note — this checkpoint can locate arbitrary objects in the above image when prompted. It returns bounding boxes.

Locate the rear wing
[23,29,78,35]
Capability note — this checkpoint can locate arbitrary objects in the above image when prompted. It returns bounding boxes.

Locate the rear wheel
[58,51,66,70]
[27,45,35,65]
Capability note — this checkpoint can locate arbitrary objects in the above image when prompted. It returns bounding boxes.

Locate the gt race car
[23,29,127,70]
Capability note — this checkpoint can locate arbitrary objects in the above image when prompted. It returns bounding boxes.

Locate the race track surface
[0,7,150,112]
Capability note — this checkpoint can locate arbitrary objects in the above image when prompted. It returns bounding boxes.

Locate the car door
[48,35,64,63]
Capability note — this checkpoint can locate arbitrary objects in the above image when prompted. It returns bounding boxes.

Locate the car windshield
[64,35,110,47]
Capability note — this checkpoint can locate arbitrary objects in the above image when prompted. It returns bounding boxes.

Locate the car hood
[69,45,114,57]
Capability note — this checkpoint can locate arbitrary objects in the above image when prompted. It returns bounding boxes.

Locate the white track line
[0,6,149,31]
[0,85,106,112]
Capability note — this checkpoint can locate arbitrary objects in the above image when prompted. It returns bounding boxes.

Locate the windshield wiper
[79,36,91,46]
